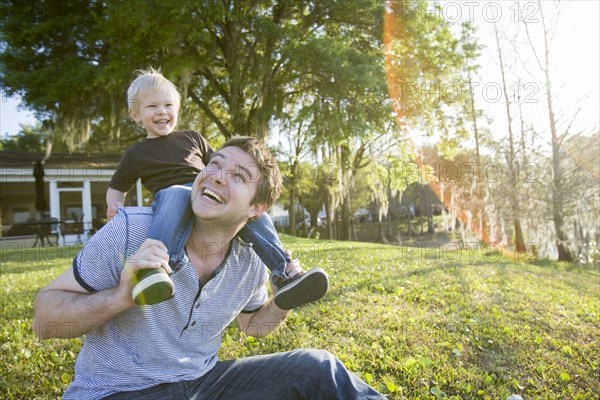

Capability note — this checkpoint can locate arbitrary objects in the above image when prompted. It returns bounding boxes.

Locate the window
[12,207,31,224]
[65,206,83,221]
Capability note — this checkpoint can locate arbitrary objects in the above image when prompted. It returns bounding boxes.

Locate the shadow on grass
[1,262,71,276]
[1,246,79,275]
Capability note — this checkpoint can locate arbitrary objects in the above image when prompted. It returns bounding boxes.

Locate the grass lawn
[1,237,599,399]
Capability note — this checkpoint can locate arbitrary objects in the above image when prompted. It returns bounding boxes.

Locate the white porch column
[49,181,59,221]
[82,180,93,235]
[136,178,143,207]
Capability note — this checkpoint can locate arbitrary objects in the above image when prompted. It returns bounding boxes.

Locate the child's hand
[285,250,304,278]
[106,202,124,220]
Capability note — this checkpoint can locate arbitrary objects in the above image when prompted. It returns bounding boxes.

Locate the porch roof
[0,151,121,169]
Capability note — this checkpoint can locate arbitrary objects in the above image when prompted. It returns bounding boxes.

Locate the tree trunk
[546,71,571,261]
[309,210,319,230]
[427,211,434,234]
[340,194,352,241]
[378,218,389,244]
[525,2,572,262]
[494,23,526,253]
[324,189,335,240]
[419,186,424,235]
[467,58,488,243]
[426,187,434,234]
[338,143,356,242]
[289,188,297,236]
[387,185,394,238]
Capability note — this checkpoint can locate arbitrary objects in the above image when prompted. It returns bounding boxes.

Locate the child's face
[130,89,179,138]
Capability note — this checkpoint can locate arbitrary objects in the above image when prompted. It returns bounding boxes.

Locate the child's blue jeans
[148,184,290,279]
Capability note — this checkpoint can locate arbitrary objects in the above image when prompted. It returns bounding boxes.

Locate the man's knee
[295,349,339,374]
[305,349,337,362]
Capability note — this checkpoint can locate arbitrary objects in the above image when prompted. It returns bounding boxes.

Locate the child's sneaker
[272,268,328,310]
[132,269,174,305]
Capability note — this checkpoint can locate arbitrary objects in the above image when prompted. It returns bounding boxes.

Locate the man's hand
[106,201,124,220]
[118,239,171,306]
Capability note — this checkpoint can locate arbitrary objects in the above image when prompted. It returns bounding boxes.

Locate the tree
[494,22,526,253]
[277,110,312,236]
[1,123,48,152]
[460,22,494,245]
[319,143,341,240]
[1,0,386,150]
[523,1,573,261]
[385,0,469,146]
[384,0,475,243]
[563,132,600,263]
[0,1,109,152]
[367,142,418,243]
[367,161,391,243]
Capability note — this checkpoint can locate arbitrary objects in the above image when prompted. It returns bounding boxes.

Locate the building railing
[2,217,103,247]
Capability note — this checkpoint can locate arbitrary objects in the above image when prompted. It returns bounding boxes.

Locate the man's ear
[248,203,268,220]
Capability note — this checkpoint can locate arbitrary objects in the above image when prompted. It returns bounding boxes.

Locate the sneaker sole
[132,273,174,305]
[274,268,328,310]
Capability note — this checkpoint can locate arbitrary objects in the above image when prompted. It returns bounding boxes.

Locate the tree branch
[523,18,544,72]
[199,66,231,105]
[189,90,232,139]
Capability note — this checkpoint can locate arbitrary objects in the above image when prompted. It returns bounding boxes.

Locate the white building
[1,151,144,247]
[267,203,290,228]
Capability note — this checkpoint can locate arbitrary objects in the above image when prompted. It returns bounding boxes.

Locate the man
[33,137,385,399]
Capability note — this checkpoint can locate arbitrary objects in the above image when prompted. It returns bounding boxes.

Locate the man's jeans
[103,349,385,399]
[150,184,290,278]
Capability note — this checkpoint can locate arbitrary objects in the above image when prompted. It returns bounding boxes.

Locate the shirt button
[191,320,196,326]
[195,303,200,309]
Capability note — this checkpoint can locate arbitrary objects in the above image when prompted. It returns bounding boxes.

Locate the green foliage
[1,123,46,152]
[367,148,419,222]
[281,161,316,201]
[386,0,473,150]
[352,167,375,211]
[1,0,387,150]
[2,240,599,399]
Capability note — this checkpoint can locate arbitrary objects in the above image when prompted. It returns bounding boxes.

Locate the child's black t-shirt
[109,130,214,195]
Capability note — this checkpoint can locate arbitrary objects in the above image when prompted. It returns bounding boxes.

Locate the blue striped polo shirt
[63,207,268,399]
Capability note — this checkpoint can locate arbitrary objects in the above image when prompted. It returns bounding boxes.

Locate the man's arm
[106,187,126,220]
[237,296,291,337]
[32,267,133,339]
[32,239,170,340]
[237,257,302,337]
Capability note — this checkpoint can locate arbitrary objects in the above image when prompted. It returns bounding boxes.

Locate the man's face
[191,146,266,225]
[130,89,179,138]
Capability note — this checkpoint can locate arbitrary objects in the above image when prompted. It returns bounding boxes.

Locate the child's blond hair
[127,67,181,114]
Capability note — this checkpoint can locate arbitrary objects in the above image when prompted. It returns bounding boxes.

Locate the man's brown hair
[220,136,282,209]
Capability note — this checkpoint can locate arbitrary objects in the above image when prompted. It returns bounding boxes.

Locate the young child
[107,68,328,309]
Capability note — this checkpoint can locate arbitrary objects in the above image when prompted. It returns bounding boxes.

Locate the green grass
[2,238,599,399]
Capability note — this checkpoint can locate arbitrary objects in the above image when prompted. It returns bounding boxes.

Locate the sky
[1,94,36,139]
[1,1,598,143]
[470,0,600,138]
